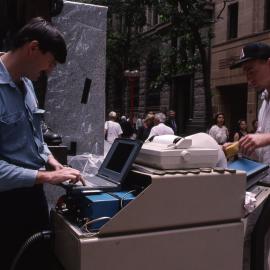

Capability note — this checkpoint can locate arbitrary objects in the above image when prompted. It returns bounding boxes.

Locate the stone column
[45,1,107,155]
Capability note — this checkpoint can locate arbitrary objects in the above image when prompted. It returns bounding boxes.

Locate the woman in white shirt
[208,112,229,145]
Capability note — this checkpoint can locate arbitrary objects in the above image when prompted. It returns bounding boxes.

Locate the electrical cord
[79,190,138,237]
[119,190,136,209]
[107,189,138,209]
[81,216,111,237]
[10,230,53,270]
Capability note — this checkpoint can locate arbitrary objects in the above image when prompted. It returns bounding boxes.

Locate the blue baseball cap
[230,42,270,69]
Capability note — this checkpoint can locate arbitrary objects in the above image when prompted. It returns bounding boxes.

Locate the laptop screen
[99,138,142,183]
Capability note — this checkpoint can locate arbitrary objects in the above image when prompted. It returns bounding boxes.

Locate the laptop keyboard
[83,175,117,187]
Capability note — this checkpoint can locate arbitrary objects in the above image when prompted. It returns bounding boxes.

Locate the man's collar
[0,54,16,86]
[0,54,23,88]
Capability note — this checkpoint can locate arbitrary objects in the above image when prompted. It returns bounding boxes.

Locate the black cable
[10,230,53,270]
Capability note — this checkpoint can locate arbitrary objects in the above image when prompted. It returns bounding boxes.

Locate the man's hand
[47,155,64,170]
[222,142,233,151]
[239,133,270,156]
[36,167,86,186]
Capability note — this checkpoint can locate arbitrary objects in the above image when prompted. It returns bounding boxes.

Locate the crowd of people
[105,108,258,148]
[104,110,178,144]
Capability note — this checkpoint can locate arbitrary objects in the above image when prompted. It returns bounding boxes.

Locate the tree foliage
[73,0,212,76]
[78,0,154,71]
[73,0,215,121]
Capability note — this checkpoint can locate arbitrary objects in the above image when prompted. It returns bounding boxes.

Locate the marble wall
[45,1,107,155]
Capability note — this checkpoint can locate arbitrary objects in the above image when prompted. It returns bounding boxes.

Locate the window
[227,3,238,39]
[265,0,270,30]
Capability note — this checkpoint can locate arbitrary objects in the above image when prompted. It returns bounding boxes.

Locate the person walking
[120,115,134,138]
[136,113,155,142]
[147,112,174,140]
[104,111,123,144]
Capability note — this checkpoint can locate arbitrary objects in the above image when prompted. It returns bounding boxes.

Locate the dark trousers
[250,195,270,270]
[0,185,52,270]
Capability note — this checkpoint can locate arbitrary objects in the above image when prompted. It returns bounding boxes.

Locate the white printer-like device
[135,133,222,169]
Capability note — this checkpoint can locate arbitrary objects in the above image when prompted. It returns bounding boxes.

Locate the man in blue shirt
[0,17,84,270]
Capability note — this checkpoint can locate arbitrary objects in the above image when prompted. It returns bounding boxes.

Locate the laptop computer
[65,138,143,194]
[228,157,269,189]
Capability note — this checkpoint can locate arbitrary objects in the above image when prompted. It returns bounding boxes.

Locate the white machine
[52,134,270,270]
[136,133,221,169]
[53,170,246,270]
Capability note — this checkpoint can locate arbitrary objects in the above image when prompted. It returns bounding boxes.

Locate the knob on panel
[180,150,191,161]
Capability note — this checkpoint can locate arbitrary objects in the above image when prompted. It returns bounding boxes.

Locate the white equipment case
[136,133,220,169]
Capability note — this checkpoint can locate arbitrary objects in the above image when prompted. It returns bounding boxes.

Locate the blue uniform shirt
[0,57,51,191]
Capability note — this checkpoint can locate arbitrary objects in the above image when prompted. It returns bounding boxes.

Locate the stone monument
[45,1,107,155]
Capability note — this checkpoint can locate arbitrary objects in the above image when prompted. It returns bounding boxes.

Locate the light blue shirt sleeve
[0,159,38,192]
[0,60,48,191]
[43,143,52,157]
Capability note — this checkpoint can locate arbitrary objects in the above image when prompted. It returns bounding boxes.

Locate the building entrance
[218,84,247,135]
[172,74,193,135]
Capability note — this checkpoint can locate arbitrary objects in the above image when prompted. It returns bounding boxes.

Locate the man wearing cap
[230,42,270,270]
[231,42,270,158]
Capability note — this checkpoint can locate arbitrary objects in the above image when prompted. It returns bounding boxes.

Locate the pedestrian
[231,119,249,142]
[146,112,174,140]
[165,110,178,134]
[230,42,270,270]
[120,115,134,138]
[136,113,155,142]
[208,112,229,145]
[251,119,258,133]
[0,17,84,270]
[104,111,123,144]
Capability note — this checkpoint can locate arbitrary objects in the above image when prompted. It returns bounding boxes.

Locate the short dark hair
[12,17,67,63]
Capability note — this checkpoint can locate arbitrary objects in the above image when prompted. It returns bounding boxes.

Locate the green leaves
[72,0,213,123]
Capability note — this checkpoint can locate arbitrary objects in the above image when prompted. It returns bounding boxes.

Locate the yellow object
[224,141,239,158]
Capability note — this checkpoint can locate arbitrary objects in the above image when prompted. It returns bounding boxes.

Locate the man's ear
[27,40,39,55]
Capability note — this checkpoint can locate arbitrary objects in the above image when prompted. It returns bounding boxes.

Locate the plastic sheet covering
[68,141,112,177]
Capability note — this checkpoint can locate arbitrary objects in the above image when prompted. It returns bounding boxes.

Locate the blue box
[82,193,119,230]
[110,191,136,208]
[81,191,136,231]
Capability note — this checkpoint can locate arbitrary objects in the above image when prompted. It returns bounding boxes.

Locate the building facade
[106,3,212,135]
[211,0,270,131]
